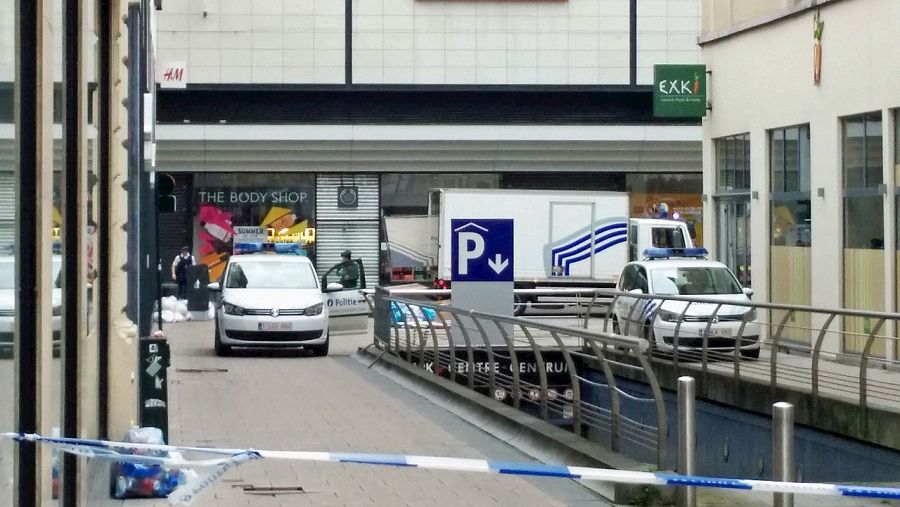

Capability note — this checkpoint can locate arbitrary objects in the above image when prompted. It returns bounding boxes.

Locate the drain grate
[175,367,229,373]
[235,484,306,496]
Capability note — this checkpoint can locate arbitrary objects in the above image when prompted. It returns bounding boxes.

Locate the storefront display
[193,174,316,281]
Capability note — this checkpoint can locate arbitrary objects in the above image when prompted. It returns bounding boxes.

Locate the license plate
[709,327,733,337]
[259,322,292,331]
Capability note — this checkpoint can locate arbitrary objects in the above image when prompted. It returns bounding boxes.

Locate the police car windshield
[226,261,317,289]
[649,266,742,296]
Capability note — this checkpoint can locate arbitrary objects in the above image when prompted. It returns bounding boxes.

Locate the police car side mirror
[742,287,754,298]
[207,282,221,291]
[628,288,644,295]
[324,282,344,293]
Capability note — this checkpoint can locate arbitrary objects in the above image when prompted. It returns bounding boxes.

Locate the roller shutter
[315,175,380,283]
[0,172,14,250]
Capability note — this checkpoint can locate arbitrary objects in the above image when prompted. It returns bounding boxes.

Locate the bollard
[773,402,795,507]
[677,376,696,507]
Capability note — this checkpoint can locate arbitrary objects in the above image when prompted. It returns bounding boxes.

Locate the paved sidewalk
[128,320,608,506]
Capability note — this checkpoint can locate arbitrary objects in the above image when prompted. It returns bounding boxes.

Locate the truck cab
[628,219,692,262]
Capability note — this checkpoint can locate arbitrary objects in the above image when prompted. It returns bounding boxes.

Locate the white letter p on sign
[458,232,485,275]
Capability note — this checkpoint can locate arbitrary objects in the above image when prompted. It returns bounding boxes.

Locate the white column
[883,108,897,362]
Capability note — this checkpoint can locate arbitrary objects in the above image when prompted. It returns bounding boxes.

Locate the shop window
[842,112,884,354]
[193,174,316,281]
[769,124,812,343]
[625,173,702,245]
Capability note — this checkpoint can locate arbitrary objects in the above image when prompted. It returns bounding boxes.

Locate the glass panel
[771,129,785,193]
[843,117,865,189]
[865,114,883,188]
[716,198,752,288]
[725,135,735,189]
[742,134,751,190]
[0,0,15,499]
[843,195,884,249]
[784,127,800,192]
[625,173,702,245]
[770,200,812,343]
[799,125,811,192]
[716,138,726,189]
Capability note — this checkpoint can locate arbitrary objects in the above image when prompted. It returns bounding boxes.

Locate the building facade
[700,0,899,356]
[152,0,706,285]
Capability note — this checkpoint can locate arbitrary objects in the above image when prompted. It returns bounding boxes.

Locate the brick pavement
[128,319,607,507]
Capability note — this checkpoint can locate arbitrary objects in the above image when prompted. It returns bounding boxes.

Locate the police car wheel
[214,318,232,357]
[310,334,329,357]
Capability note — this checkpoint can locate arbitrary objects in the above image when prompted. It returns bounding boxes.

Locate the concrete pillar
[35,0,57,502]
[106,0,140,441]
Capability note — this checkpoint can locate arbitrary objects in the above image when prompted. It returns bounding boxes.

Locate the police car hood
[656,294,751,318]
[223,289,323,311]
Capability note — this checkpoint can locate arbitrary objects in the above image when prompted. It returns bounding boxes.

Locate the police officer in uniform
[171,246,195,299]
[336,250,359,289]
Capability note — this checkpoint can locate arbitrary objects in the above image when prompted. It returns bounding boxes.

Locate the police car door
[321,259,368,334]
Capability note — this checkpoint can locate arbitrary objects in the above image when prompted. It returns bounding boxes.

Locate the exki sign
[653,64,707,118]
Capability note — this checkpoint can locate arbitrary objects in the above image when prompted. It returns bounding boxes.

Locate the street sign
[451,219,514,282]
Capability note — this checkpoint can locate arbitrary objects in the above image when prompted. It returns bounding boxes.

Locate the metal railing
[599,288,900,419]
[372,286,669,468]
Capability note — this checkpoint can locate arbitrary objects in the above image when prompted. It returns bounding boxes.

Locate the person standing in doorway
[171,246,195,299]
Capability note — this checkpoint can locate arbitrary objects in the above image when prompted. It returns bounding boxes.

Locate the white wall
[701,0,900,319]
[152,0,700,85]
[155,0,346,84]
[636,0,702,84]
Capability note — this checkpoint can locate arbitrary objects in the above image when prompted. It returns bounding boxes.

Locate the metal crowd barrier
[372,286,669,468]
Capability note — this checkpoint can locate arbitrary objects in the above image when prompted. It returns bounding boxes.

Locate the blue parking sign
[451,219,514,282]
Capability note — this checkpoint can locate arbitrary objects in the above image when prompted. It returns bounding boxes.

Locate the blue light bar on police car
[233,242,305,255]
[643,247,708,260]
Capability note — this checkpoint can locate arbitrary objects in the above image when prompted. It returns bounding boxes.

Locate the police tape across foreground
[4,432,900,505]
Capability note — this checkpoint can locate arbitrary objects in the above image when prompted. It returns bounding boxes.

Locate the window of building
[769,124,812,343]
[714,133,752,287]
[842,112,884,354]
[717,133,751,192]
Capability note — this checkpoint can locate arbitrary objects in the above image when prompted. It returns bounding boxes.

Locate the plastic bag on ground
[111,427,195,499]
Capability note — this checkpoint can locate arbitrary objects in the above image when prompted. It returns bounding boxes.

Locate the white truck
[428,189,695,314]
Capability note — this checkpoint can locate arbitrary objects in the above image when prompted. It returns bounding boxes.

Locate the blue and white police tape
[4,432,900,505]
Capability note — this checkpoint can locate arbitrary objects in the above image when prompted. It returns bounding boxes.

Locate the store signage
[197,189,310,205]
[337,186,359,208]
[653,64,707,118]
[159,61,187,89]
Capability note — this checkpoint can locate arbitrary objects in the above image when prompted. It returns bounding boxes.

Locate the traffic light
[157,173,176,212]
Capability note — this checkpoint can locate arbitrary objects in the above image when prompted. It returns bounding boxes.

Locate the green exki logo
[658,73,702,95]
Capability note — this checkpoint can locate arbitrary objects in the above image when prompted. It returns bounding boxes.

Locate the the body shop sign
[653,64,707,118]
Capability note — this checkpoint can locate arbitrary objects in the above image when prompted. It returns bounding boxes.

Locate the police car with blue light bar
[611,247,760,359]
[206,243,368,356]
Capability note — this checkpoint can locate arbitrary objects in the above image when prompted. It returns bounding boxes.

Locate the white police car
[612,248,760,359]
[209,243,368,356]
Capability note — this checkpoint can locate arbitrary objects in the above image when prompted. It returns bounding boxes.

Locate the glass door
[717,199,752,287]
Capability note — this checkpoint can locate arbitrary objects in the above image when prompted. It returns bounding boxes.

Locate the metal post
[773,402,795,507]
[677,376,696,507]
